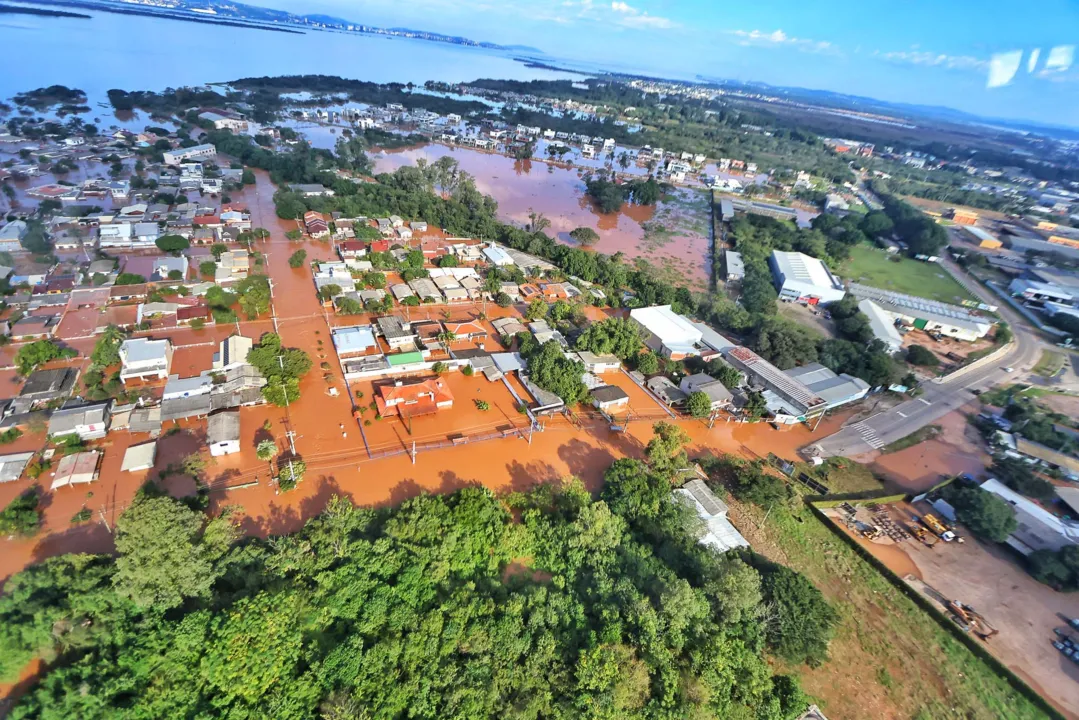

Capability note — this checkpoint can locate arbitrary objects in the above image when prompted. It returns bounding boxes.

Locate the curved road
[806,258,1046,457]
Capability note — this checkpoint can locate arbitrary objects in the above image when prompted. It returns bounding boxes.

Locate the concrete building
[208,410,241,457]
[119,338,173,384]
[0,452,35,483]
[576,351,622,373]
[647,376,688,406]
[848,283,993,342]
[162,143,216,165]
[212,335,253,371]
[770,250,846,305]
[857,299,904,353]
[679,373,733,411]
[483,245,514,266]
[48,403,110,441]
[674,479,749,553]
[591,385,630,412]
[375,377,454,418]
[1008,278,1075,306]
[980,478,1079,555]
[629,305,703,359]
[163,374,214,401]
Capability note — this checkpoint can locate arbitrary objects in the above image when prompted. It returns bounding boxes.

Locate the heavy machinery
[921,513,960,542]
[948,600,998,640]
[906,522,938,548]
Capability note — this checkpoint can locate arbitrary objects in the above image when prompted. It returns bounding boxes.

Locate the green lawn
[1032,350,1066,378]
[841,245,976,304]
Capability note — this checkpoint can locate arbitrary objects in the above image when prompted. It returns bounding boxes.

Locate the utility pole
[411,440,417,464]
[98,506,111,533]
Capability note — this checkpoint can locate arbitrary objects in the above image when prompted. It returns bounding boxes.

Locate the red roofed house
[304,211,329,238]
[369,239,390,253]
[539,282,569,300]
[177,304,212,325]
[194,215,222,228]
[338,241,367,259]
[375,377,454,418]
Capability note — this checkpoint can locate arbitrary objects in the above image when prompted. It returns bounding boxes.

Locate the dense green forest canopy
[0,441,831,719]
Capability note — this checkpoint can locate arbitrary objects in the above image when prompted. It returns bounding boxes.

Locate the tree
[113,495,236,610]
[115,272,146,286]
[686,391,712,419]
[1028,545,1079,591]
[155,234,189,253]
[906,344,939,367]
[944,485,1017,543]
[526,298,549,321]
[753,559,839,667]
[752,316,819,370]
[0,487,41,537]
[256,439,278,462]
[528,341,587,404]
[495,291,513,308]
[15,340,75,375]
[285,228,302,241]
[437,255,458,268]
[200,260,217,277]
[277,457,306,490]
[288,249,307,268]
[90,325,125,368]
[703,455,788,507]
[635,351,659,375]
[575,317,641,360]
[569,226,600,246]
[995,322,1012,344]
[743,390,768,419]
[644,421,690,478]
[859,211,893,238]
[990,456,1056,503]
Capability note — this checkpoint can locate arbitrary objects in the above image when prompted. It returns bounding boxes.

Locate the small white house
[208,410,241,456]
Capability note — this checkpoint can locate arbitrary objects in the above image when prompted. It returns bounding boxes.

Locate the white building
[674,479,749,553]
[163,144,217,166]
[629,305,703,359]
[849,283,993,342]
[770,250,846,305]
[857,299,904,353]
[208,410,241,456]
[980,478,1079,556]
[119,338,173,384]
[483,245,514,266]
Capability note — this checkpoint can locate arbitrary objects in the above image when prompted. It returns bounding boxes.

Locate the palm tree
[527,209,551,233]
[256,439,278,463]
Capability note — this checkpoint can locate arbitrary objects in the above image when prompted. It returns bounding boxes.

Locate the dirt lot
[831,501,1079,719]
[779,301,837,339]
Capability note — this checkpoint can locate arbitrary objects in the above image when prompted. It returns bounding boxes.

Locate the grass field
[1032,350,1066,378]
[841,245,976,305]
[732,495,1054,720]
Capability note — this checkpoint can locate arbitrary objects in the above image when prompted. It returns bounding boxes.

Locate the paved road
[807,260,1046,457]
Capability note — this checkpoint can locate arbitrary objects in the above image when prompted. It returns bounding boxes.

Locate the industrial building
[784,363,871,408]
[980,478,1079,555]
[769,251,846,305]
[629,305,703,359]
[726,347,827,423]
[857,299,904,353]
[961,225,1002,249]
[848,283,994,342]
[162,143,216,165]
[1008,278,1075,306]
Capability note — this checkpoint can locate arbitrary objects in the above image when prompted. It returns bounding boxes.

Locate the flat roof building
[121,441,157,472]
[208,410,241,457]
[980,478,1079,555]
[163,143,216,166]
[629,305,703,359]
[848,283,993,342]
[785,363,870,407]
[726,346,826,421]
[725,250,745,282]
[769,250,846,305]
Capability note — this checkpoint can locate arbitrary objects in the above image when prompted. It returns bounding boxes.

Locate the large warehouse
[769,250,846,305]
[849,283,994,342]
[629,305,703,359]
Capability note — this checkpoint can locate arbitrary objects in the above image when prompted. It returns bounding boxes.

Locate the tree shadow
[505,458,560,493]
[29,521,113,566]
[252,425,274,448]
[556,438,617,493]
[299,474,349,518]
[385,477,426,508]
[238,501,301,538]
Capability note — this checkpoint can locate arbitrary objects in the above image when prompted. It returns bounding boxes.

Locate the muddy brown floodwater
[373,145,711,288]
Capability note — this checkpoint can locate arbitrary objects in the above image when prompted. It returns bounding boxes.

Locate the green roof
[388,351,424,366]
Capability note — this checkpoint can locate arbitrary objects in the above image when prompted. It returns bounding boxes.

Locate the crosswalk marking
[850,421,885,450]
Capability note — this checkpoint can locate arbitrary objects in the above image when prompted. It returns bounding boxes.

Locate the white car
[1003,367,1014,373]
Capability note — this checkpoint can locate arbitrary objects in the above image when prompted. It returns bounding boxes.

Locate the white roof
[483,245,514,265]
[857,299,904,348]
[121,337,170,363]
[121,441,157,472]
[771,250,843,293]
[630,305,702,347]
[980,478,1079,554]
[674,479,749,553]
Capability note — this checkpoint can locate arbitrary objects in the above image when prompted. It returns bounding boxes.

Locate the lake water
[0,6,578,103]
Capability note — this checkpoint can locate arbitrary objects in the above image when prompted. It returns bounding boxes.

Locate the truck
[921,513,958,542]
[906,522,938,548]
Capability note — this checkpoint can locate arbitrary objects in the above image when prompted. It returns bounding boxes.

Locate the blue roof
[333,326,377,354]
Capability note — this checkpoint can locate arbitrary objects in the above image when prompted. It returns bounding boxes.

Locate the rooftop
[674,479,749,553]
[630,305,702,348]
[727,347,825,412]
[771,250,842,291]
[208,410,241,443]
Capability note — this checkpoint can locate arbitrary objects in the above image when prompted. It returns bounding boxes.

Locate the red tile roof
[375,378,454,417]
[369,240,390,253]
[194,215,220,226]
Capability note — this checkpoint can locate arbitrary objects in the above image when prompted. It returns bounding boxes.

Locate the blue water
[0,6,579,103]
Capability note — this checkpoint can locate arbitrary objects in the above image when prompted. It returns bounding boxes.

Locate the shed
[592,385,630,412]
[51,451,100,490]
[0,452,34,483]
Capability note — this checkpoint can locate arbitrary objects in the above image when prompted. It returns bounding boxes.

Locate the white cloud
[728,28,836,55]
[877,49,988,71]
[603,0,676,29]
[610,0,633,12]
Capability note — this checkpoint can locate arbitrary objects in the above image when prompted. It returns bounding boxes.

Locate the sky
[259,0,1079,127]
